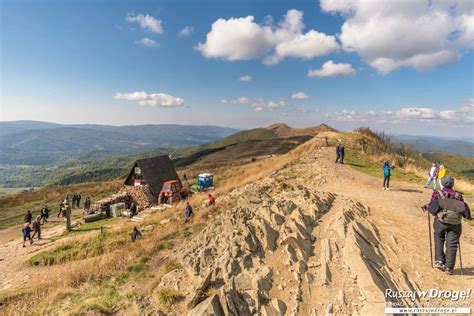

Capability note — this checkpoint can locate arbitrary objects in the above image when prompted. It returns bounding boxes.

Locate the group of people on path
[22,194,92,247]
[424,162,447,190]
[334,143,471,276]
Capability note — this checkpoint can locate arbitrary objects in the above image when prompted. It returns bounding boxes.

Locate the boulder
[190,294,225,316]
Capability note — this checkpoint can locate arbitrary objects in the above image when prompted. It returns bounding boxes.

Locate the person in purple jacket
[424,176,472,275]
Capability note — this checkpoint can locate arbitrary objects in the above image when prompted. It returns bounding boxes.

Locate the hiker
[423,176,472,275]
[40,205,50,224]
[72,194,77,208]
[382,161,395,191]
[31,216,42,240]
[84,197,91,211]
[130,203,137,218]
[57,202,64,218]
[335,144,341,163]
[22,223,33,247]
[131,226,142,242]
[184,202,194,223]
[438,165,446,189]
[76,193,81,208]
[208,193,216,206]
[424,163,439,190]
[24,210,33,224]
[339,145,345,164]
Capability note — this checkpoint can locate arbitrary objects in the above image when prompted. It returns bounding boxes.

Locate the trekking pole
[424,208,434,268]
[458,241,463,276]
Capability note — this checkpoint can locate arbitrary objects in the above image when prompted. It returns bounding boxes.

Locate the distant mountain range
[394,134,474,157]
[0,121,238,165]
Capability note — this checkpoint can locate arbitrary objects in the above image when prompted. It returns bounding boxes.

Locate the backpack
[436,191,465,225]
[383,166,391,176]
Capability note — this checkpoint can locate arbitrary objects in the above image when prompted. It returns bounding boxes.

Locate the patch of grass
[345,151,424,184]
[129,256,151,279]
[53,283,130,314]
[29,229,129,266]
[157,288,183,308]
[162,259,182,274]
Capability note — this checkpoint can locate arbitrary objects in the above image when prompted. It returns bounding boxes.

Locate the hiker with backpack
[22,223,33,247]
[31,216,42,240]
[24,210,33,224]
[424,162,439,190]
[382,161,395,190]
[423,176,472,275]
[335,144,341,163]
[339,145,345,164]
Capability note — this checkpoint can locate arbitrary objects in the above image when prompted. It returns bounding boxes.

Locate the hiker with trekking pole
[422,176,471,275]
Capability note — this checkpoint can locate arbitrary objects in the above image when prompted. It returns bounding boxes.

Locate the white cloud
[135,38,159,47]
[126,13,163,34]
[320,0,474,74]
[326,103,474,125]
[291,92,310,100]
[178,26,194,37]
[198,9,339,64]
[114,91,183,107]
[308,60,356,77]
[239,75,253,82]
[220,96,296,112]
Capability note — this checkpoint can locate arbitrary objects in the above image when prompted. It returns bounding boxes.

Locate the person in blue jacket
[382,161,395,191]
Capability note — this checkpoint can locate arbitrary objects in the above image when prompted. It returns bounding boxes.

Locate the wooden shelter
[124,155,179,202]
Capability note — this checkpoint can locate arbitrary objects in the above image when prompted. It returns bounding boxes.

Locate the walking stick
[426,209,433,268]
[458,241,463,276]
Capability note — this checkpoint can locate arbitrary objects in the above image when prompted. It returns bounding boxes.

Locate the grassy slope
[345,151,424,185]
[1,149,295,314]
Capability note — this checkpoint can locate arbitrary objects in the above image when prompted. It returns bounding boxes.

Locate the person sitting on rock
[131,226,142,242]
[208,194,216,206]
[184,202,194,223]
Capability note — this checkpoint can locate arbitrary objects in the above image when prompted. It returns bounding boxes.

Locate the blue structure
[197,173,214,190]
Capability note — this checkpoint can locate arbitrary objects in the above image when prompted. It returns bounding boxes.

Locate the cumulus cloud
[291,92,310,99]
[178,26,194,37]
[114,91,183,107]
[220,97,295,112]
[197,9,339,64]
[326,103,474,125]
[135,38,159,47]
[126,13,163,34]
[239,75,253,82]
[320,0,474,74]
[308,60,356,77]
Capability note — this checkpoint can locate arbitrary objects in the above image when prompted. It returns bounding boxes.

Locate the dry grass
[1,144,306,314]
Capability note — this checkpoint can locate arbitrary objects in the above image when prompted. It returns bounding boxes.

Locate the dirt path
[301,147,474,312]
[0,208,91,292]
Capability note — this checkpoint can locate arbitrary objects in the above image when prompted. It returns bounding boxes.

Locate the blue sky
[1,0,473,137]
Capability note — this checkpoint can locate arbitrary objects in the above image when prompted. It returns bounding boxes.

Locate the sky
[1,0,474,137]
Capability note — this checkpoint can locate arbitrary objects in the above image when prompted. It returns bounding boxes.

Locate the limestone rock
[190,294,225,316]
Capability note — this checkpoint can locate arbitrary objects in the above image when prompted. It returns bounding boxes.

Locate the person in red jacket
[208,194,216,206]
